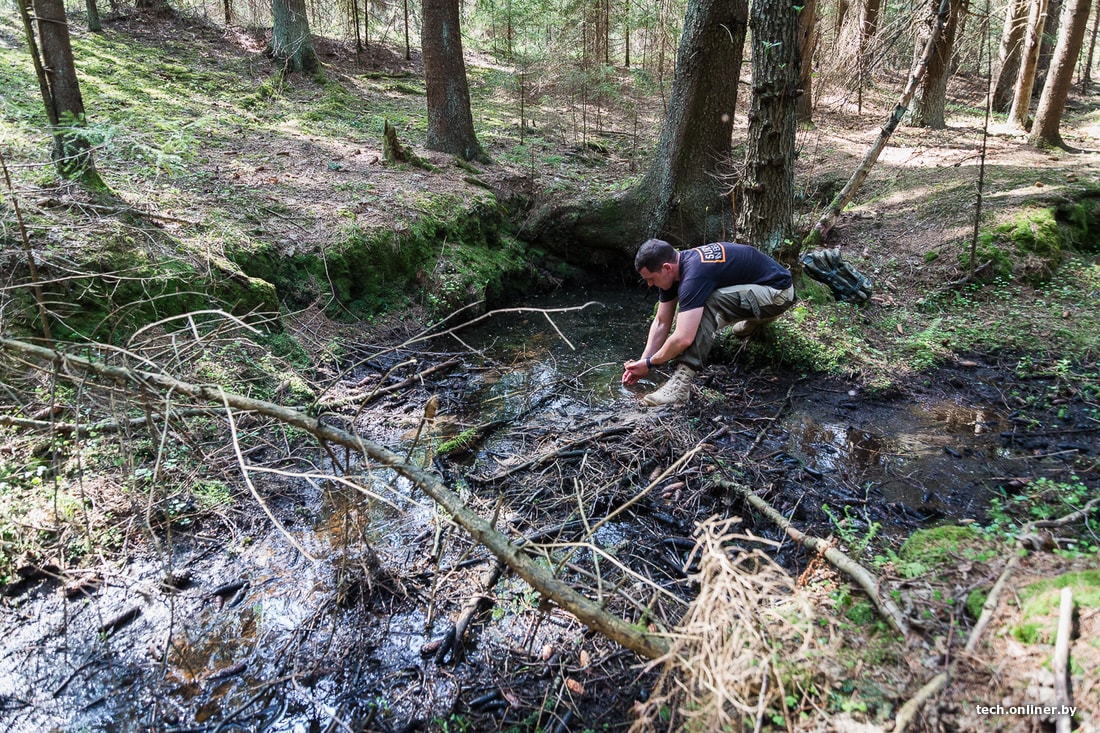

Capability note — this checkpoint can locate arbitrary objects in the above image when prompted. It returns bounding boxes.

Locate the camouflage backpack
[802,248,873,303]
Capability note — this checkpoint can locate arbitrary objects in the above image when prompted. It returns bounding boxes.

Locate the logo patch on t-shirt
[697,243,726,263]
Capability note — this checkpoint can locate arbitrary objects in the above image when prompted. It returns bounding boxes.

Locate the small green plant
[821,503,880,557]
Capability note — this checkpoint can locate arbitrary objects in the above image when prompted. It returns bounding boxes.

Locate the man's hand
[621,358,649,385]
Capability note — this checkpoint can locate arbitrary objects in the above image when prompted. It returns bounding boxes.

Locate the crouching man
[621,238,796,406]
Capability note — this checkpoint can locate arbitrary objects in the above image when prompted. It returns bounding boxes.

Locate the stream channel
[1,286,1087,733]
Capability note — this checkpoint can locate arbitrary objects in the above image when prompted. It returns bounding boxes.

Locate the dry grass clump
[632,517,835,733]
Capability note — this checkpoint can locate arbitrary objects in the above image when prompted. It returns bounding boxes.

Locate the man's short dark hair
[635,238,677,273]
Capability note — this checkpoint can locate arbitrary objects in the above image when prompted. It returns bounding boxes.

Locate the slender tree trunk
[1029,0,1092,146]
[20,0,104,186]
[739,0,800,256]
[352,0,363,54]
[270,0,318,74]
[804,0,952,247]
[422,0,489,162]
[1008,0,1050,129]
[1034,0,1064,91]
[86,0,102,31]
[404,0,411,60]
[1083,0,1100,92]
[907,0,964,128]
[993,0,1030,111]
[795,0,818,125]
[861,0,882,70]
[223,0,231,25]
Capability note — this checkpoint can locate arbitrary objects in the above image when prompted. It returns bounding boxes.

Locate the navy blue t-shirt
[658,243,792,311]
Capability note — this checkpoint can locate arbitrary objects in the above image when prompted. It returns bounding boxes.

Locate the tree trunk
[906,0,964,128]
[86,0,102,31]
[1008,0,1049,129]
[1029,0,1092,146]
[738,0,800,256]
[270,0,318,74]
[521,0,747,259]
[860,0,882,73]
[1034,0,1064,92]
[223,0,231,25]
[422,0,489,162]
[20,0,103,186]
[993,0,1030,112]
[634,0,748,246]
[795,0,818,125]
[1083,0,1100,92]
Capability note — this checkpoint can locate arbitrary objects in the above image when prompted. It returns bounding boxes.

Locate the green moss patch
[1011,570,1100,644]
[898,525,994,568]
[962,186,1100,282]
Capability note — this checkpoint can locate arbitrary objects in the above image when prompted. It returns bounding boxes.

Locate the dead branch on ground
[714,476,913,639]
[0,336,669,660]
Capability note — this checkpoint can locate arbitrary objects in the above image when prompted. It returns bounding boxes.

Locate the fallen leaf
[896,323,904,335]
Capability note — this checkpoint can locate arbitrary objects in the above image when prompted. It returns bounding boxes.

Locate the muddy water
[0,287,1058,732]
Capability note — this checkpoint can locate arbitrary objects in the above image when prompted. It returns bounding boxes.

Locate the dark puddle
[2,288,1095,732]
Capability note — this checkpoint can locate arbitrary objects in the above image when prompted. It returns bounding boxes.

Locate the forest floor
[1,8,1100,733]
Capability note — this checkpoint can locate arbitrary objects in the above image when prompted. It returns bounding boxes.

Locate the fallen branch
[1053,587,1074,733]
[0,336,669,660]
[893,552,1021,732]
[0,407,222,436]
[715,477,912,639]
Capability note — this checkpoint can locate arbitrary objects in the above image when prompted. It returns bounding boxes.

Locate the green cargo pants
[677,283,796,371]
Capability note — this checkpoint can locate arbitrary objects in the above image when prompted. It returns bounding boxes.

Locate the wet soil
[2,289,1097,733]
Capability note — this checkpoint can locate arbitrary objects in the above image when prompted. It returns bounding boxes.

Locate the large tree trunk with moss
[905,0,964,129]
[738,0,800,257]
[1029,0,1091,147]
[270,0,318,74]
[524,0,747,262]
[422,0,488,162]
[19,0,104,187]
[635,0,747,246]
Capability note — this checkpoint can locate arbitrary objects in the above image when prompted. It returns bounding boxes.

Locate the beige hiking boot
[642,364,696,406]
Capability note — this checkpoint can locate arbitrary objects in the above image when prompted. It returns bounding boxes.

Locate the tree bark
[795,0,819,125]
[20,0,103,186]
[1035,0,1064,91]
[634,0,748,246]
[906,0,964,129]
[803,0,952,247]
[521,0,747,260]
[993,0,1030,112]
[1029,0,1092,146]
[1082,0,1100,92]
[86,0,102,31]
[1008,0,1050,129]
[738,0,800,256]
[422,0,488,162]
[270,0,318,74]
